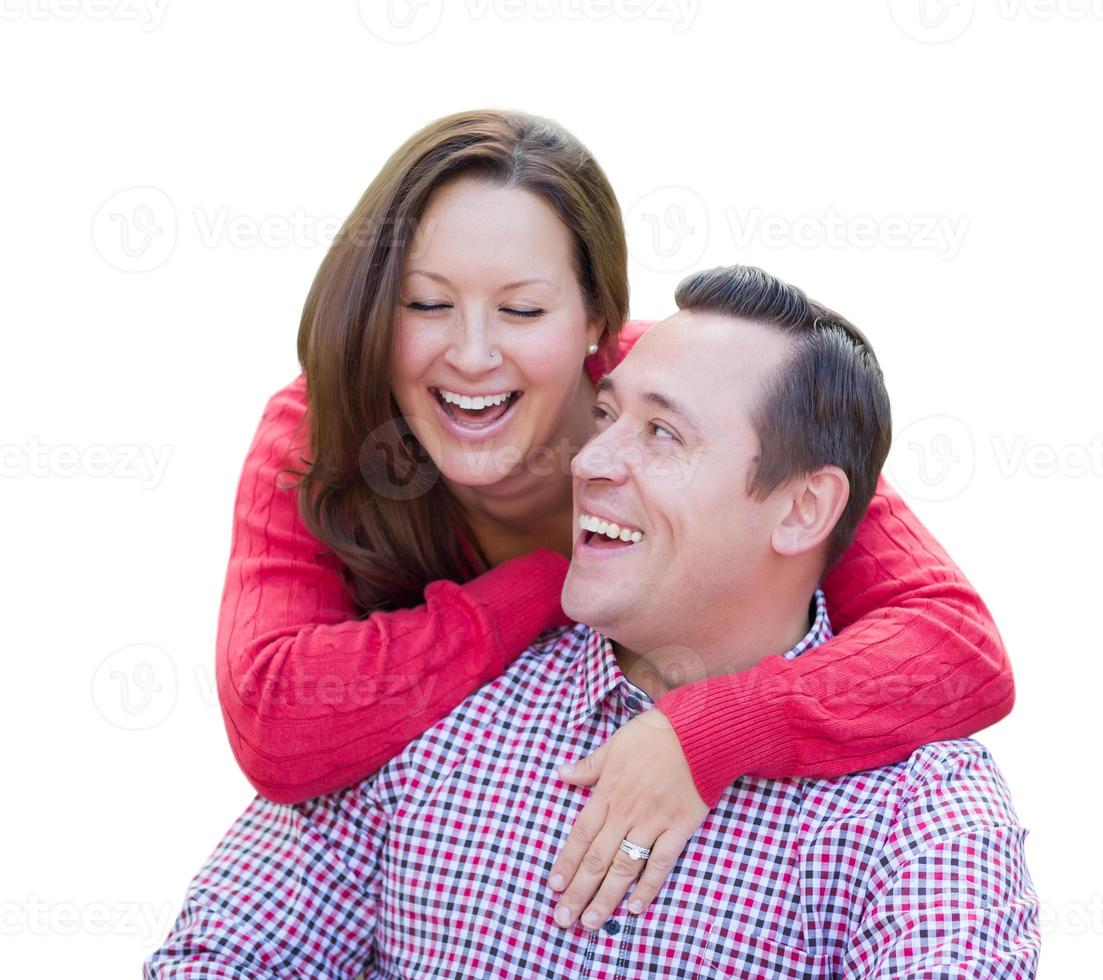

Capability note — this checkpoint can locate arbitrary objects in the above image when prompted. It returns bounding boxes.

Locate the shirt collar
[563,587,833,731]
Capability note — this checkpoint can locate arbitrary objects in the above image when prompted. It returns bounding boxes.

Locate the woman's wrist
[461,548,572,655]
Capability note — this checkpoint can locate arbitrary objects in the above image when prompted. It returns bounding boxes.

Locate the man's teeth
[578,513,644,543]
[438,388,512,410]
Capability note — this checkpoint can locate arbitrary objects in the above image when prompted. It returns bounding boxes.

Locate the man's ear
[771,467,850,558]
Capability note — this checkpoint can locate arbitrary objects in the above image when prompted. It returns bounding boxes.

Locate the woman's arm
[656,474,1013,806]
[217,375,570,803]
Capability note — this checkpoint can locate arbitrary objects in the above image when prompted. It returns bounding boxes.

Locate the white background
[2,1,1099,976]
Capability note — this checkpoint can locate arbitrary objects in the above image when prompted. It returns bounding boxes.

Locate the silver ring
[619,838,652,861]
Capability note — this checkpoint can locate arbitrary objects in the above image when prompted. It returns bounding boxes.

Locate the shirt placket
[575,680,654,977]
[577,907,640,979]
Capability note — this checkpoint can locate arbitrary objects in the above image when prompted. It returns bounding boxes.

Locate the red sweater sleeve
[654,476,1015,807]
[216,375,570,803]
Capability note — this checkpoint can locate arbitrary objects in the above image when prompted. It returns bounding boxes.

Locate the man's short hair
[674,264,892,569]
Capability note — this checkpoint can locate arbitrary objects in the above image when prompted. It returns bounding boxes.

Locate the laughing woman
[215,109,1013,931]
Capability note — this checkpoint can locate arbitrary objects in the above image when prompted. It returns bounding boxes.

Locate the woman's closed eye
[404,302,544,319]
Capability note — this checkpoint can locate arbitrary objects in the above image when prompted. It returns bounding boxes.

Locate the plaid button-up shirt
[147,590,1039,978]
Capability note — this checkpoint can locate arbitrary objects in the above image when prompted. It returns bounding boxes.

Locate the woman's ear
[586,316,607,352]
[771,467,850,558]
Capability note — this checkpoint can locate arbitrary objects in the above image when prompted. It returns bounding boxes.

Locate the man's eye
[590,405,612,423]
[501,307,544,319]
[649,422,677,441]
[406,302,451,312]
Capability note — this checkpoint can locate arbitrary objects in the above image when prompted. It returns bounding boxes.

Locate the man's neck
[612,582,821,701]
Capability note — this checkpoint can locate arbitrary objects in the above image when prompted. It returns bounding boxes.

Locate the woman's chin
[435,448,526,489]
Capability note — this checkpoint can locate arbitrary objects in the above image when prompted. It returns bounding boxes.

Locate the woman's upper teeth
[438,388,512,410]
[578,512,644,543]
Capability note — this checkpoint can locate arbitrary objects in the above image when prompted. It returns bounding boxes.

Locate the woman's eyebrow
[401,270,556,291]
[501,278,555,290]
[402,269,451,283]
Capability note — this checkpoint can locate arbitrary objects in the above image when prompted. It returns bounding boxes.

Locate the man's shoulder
[892,738,1015,811]
[898,737,1004,784]
[895,737,1021,834]
[806,738,1014,810]
[794,738,1022,861]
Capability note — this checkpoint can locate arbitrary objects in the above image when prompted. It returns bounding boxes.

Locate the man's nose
[572,426,631,483]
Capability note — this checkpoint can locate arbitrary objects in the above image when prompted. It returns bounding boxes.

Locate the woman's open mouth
[430,387,522,430]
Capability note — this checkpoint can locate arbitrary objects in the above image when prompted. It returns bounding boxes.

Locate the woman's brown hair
[285,109,629,613]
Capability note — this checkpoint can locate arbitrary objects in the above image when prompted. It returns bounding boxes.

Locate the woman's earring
[586,342,599,355]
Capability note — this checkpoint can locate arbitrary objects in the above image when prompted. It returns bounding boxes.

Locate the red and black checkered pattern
[147,593,1038,978]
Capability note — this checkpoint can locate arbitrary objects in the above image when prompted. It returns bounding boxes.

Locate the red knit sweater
[216,322,1014,805]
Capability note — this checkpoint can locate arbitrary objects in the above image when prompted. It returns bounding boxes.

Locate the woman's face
[391,177,603,488]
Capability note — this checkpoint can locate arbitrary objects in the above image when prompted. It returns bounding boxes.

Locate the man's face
[561,310,795,653]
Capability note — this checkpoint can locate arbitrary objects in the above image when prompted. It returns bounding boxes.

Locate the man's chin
[565,579,637,638]
[561,579,612,633]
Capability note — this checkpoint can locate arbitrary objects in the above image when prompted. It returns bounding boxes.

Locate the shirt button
[624,696,642,712]
[602,918,621,935]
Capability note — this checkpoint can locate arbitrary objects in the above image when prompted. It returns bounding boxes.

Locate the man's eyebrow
[595,376,701,434]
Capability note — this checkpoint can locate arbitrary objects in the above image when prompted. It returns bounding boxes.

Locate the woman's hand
[548,708,709,930]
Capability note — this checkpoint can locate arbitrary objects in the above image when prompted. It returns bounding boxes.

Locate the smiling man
[146,266,1039,978]
[566,282,862,685]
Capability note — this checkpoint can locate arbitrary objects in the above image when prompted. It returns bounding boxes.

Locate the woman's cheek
[390,323,436,400]
[521,320,588,389]
[391,319,421,375]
